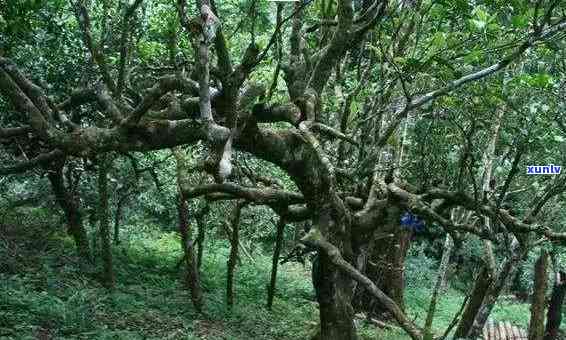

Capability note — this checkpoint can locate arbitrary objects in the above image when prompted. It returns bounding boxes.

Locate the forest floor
[1,222,534,340]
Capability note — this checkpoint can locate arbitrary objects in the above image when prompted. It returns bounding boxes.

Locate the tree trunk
[195,204,208,269]
[453,266,493,338]
[314,252,358,340]
[356,205,408,317]
[113,196,125,245]
[528,251,549,340]
[47,164,91,263]
[543,271,566,340]
[310,206,357,340]
[390,228,412,310]
[97,156,114,289]
[267,215,286,309]
[468,248,522,338]
[423,234,453,340]
[177,193,204,312]
[172,147,205,311]
[227,201,246,308]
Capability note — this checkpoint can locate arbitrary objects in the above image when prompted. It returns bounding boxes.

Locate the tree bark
[47,163,91,263]
[528,251,549,340]
[453,266,493,338]
[310,207,358,340]
[543,271,566,340]
[113,195,127,245]
[314,252,358,340]
[172,147,204,311]
[97,156,114,289]
[267,215,286,309]
[303,227,423,340]
[2,6,566,340]
[195,204,209,270]
[356,205,408,317]
[227,201,246,308]
[423,234,453,340]
[468,247,522,338]
[177,192,204,312]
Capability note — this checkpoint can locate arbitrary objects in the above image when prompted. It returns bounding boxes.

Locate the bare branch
[0,150,65,175]
[98,89,124,124]
[252,1,314,70]
[377,20,566,147]
[210,0,234,78]
[310,122,359,147]
[387,183,496,241]
[307,0,354,94]
[57,88,98,111]
[0,59,51,138]
[525,175,566,222]
[418,186,566,243]
[125,75,199,125]
[252,102,302,125]
[182,182,304,207]
[117,0,144,96]
[73,0,116,93]
[0,126,32,139]
[496,143,525,208]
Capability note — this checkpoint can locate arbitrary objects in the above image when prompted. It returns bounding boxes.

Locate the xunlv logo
[526,164,562,175]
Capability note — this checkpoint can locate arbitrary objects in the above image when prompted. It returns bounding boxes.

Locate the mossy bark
[47,164,91,263]
[97,156,114,289]
[528,251,548,340]
[177,193,204,312]
[226,201,246,308]
[544,272,566,340]
[453,266,493,338]
[267,216,286,309]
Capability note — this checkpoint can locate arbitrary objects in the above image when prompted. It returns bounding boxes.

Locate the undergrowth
[0,223,535,339]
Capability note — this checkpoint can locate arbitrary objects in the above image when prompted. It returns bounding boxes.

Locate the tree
[528,250,549,340]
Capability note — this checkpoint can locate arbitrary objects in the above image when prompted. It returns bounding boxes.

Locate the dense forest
[1,0,565,339]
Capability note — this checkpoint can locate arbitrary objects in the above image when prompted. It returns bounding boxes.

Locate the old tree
[1,0,566,339]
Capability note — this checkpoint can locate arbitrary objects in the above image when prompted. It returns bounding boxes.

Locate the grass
[0,222,539,340]
[1,223,317,340]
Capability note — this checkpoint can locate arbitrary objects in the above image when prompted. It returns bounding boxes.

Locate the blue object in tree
[400,211,425,232]
[413,219,425,232]
[400,211,414,226]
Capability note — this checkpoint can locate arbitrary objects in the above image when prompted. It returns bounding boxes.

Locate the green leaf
[474,8,489,22]
[349,99,359,114]
[470,19,487,31]
[529,73,554,88]
[511,15,529,28]
[463,49,483,64]
[393,56,406,65]
[431,32,446,49]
